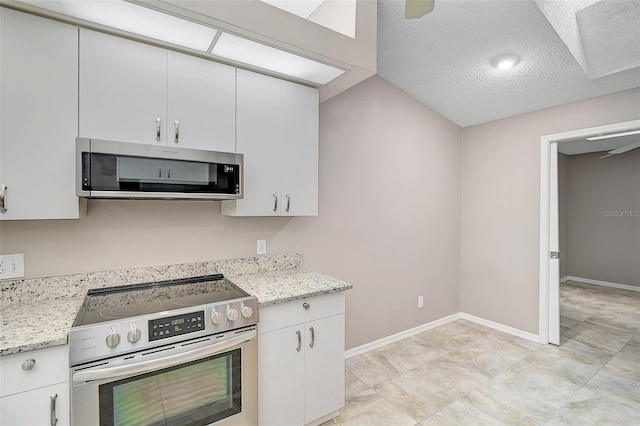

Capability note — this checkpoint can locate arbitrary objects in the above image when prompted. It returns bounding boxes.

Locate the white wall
[565,150,640,287]
[461,88,640,334]
[272,76,463,349]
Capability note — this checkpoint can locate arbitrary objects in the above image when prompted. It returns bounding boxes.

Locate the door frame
[538,119,640,344]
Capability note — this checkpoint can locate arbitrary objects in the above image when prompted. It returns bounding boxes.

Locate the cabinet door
[223,70,282,216]
[0,9,79,220]
[79,29,167,145]
[280,81,319,216]
[167,51,236,152]
[304,314,345,424]
[0,382,69,426]
[258,325,305,426]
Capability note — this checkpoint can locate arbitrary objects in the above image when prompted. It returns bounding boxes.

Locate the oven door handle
[72,330,256,384]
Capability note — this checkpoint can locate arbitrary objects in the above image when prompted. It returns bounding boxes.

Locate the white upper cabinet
[0,8,79,220]
[80,29,167,145]
[280,80,319,216]
[222,69,319,217]
[167,51,235,152]
[226,69,282,216]
[80,30,236,152]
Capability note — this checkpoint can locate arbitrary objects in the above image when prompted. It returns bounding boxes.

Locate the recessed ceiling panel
[576,0,640,78]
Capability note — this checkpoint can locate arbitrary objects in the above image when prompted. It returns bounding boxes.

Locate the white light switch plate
[0,253,25,280]
[257,239,267,255]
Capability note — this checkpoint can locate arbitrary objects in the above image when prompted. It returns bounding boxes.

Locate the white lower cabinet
[0,382,69,426]
[258,293,345,426]
[0,345,69,425]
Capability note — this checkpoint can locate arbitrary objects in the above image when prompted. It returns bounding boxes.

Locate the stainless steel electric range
[68,274,259,426]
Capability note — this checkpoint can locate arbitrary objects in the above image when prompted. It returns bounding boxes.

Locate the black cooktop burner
[74,274,249,326]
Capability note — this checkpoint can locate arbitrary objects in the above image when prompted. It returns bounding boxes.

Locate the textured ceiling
[377,0,640,127]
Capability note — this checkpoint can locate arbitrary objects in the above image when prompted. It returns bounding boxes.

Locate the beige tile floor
[326,281,639,425]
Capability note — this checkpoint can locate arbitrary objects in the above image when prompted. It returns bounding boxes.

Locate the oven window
[99,349,241,426]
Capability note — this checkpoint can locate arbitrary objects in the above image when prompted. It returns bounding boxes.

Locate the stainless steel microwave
[76,138,243,200]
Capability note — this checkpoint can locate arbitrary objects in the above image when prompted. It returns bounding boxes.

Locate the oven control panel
[148,311,204,341]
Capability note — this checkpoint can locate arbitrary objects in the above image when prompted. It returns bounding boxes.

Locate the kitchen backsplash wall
[0,253,302,304]
[0,200,299,278]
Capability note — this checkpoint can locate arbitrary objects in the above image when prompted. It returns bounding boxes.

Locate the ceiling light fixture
[20,0,346,85]
[492,54,520,70]
[22,0,218,51]
[586,129,640,141]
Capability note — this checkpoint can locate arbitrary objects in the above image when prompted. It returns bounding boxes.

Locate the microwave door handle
[72,330,256,384]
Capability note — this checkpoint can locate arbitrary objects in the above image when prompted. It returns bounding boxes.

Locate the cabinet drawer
[0,345,68,397]
[0,382,69,426]
[259,292,345,334]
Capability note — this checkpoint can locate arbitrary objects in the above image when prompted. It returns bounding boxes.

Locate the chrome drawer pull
[309,326,315,348]
[50,393,58,426]
[285,194,291,212]
[273,194,278,212]
[0,184,7,213]
[156,117,161,142]
[174,120,179,144]
[296,330,301,352]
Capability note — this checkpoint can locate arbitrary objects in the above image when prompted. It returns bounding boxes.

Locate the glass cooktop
[73,274,250,326]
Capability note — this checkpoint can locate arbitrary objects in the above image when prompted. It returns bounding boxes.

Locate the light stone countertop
[0,265,351,356]
[230,269,352,306]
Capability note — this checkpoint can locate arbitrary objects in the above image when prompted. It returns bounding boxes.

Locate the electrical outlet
[0,253,25,280]
[418,296,424,309]
[257,239,267,255]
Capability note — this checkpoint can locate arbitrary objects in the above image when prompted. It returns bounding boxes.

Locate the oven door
[70,327,257,426]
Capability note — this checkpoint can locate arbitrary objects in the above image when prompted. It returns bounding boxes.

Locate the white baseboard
[561,276,640,292]
[344,313,462,359]
[459,313,542,344]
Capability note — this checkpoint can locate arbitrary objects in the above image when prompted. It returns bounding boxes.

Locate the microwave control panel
[148,311,204,341]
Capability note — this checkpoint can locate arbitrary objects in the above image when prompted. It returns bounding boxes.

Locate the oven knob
[211,311,224,325]
[106,330,121,348]
[241,305,253,318]
[226,308,239,322]
[127,325,141,343]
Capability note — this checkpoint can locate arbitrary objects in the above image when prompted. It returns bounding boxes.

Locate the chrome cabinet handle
[0,184,6,213]
[296,330,301,352]
[285,193,291,212]
[158,166,162,178]
[156,117,161,142]
[50,394,58,426]
[21,359,36,370]
[174,120,179,144]
[273,194,278,212]
[309,326,315,348]
[167,167,171,179]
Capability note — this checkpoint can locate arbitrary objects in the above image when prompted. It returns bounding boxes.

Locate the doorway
[539,119,640,345]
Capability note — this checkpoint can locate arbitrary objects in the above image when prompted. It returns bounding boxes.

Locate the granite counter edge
[1,276,353,356]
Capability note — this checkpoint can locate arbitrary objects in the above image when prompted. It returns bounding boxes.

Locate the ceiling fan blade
[405,0,435,19]
[600,140,640,159]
